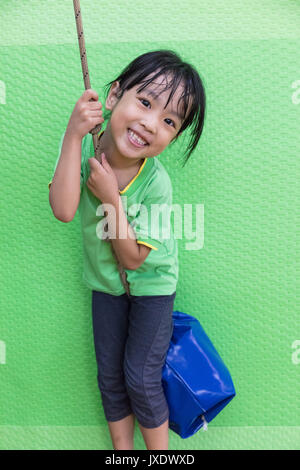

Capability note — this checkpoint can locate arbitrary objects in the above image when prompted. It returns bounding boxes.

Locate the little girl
[49,49,206,450]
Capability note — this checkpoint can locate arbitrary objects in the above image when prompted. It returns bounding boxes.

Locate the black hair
[102,49,206,167]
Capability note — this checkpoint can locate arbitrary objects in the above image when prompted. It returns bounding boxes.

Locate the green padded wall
[0,0,299,450]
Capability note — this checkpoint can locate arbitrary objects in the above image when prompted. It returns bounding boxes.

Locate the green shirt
[49,131,178,296]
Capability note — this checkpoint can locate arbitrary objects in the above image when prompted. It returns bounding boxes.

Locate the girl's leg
[108,413,136,450]
[124,292,176,450]
[138,418,169,450]
[91,291,134,450]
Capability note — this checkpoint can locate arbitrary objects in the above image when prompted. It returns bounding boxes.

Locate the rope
[73,0,131,297]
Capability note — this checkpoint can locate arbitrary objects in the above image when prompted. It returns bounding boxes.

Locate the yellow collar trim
[119,158,148,194]
[97,131,147,195]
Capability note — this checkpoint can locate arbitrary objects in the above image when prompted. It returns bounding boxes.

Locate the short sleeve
[130,173,173,251]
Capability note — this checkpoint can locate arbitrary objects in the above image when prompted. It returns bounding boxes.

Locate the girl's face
[105,73,187,162]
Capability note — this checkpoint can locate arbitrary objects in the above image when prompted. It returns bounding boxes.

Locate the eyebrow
[140,89,184,121]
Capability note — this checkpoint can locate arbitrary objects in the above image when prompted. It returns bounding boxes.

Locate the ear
[106,81,122,111]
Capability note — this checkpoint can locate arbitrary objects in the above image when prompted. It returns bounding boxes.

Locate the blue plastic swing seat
[162,310,236,439]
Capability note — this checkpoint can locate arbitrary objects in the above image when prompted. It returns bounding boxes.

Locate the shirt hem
[127,285,177,296]
[82,276,126,296]
[82,276,177,296]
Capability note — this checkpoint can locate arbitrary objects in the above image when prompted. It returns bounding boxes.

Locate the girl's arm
[106,193,151,270]
[49,88,104,222]
[49,130,82,222]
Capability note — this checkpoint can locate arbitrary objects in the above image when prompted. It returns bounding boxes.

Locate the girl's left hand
[87,153,119,204]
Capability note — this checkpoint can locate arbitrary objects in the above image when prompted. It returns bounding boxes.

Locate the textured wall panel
[0,0,299,450]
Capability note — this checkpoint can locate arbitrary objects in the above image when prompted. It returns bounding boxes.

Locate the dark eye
[138,97,176,128]
[139,98,150,107]
[165,118,175,128]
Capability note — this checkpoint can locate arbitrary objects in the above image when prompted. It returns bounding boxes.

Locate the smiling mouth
[127,128,149,147]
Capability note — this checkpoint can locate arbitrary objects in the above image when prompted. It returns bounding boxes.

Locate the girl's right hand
[66,88,104,140]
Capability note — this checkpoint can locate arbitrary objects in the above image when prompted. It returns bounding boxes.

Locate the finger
[88,157,97,167]
[88,157,104,170]
[88,101,102,110]
[91,118,104,130]
[82,88,99,102]
[100,153,111,170]
[89,110,104,118]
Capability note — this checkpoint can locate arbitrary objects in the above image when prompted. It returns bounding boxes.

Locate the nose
[140,118,156,135]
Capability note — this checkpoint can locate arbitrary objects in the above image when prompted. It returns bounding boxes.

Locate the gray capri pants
[91,290,176,428]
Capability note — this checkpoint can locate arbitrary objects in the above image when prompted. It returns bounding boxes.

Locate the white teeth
[129,129,147,145]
